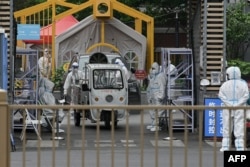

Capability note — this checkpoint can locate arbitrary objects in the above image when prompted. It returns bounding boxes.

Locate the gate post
[0,89,10,167]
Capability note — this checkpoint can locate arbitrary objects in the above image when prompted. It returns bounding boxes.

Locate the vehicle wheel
[128,82,141,114]
[114,121,118,128]
[104,112,111,129]
[113,113,118,128]
[104,119,111,129]
[74,110,81,127]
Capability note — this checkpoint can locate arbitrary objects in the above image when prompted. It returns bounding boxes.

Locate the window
[124,51,138,70]
[93,69,123,89]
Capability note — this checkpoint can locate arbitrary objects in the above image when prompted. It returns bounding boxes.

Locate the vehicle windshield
[93,69,124,89]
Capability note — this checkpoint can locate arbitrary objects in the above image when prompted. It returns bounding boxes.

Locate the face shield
[72,67,77,72]
[151,62,160,75]
[44,49,49,56]
[72,62,79,73]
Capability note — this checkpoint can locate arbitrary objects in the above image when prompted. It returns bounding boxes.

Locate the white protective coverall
[38,77,65,123]
[63,62,85,105]
[165,61,178,86]
[38,49,51,78]
[218,66,249,151]
[146,62,167,131]
[165,62,178,76]
[115,59,130,80]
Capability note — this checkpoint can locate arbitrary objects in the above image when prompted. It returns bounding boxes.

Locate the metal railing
[1,91,250,167]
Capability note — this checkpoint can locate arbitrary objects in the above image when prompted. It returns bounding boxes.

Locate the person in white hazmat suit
[146,62,167,131]
[165,60,178,76]
[165,60,178,100]
[63,62,85,106]
[38,77,65,126]
[38,48,51,79]
[115,59,130,80]
[218,66,249,151]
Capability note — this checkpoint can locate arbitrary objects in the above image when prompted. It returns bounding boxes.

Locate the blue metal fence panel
[0,32,8,90]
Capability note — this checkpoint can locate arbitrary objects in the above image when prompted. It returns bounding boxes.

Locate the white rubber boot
[235,138,245,151]
[150,126,161,132]
[220,137,230,152]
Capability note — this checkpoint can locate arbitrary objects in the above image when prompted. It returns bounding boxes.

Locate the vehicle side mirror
[82,83,90,91]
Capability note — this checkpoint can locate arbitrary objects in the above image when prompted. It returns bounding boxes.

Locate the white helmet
[72,62,79,68]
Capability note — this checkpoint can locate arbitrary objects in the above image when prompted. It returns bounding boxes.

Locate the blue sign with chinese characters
[17,24,40,40]
[204,98,223,137]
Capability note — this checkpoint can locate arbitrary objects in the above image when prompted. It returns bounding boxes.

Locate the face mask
[73,68,78,73]
[151,69,157,75]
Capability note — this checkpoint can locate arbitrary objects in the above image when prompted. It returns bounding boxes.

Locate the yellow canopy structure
[14,0,154,72]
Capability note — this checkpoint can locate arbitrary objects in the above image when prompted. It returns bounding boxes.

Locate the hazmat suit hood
[72,62,79,67]
[151,62,160,75]
[226,66,241,80]
[115,59,124,66]
[115,58,130,80]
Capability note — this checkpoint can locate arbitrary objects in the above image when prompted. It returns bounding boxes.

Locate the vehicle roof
[80,52,121,57]
[78,52,129,69]
[67,52,129,73]
[87,64,123,70]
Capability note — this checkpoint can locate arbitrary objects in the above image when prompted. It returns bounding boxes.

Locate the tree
[15,0,187,28]
[226,1,250,60]
[142,0,187,28]
[14,0,45,11]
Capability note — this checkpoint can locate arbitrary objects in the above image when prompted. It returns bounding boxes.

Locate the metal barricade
[1,97,250,167]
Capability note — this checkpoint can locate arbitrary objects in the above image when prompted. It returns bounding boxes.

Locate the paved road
[12,111,203,149]
[13,112,180,148]
[11,112,224,167]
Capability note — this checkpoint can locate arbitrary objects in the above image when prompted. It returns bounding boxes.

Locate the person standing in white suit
[63,62,85,105]
[115,59,130,81]
[146,62,167,131]
[218,66,249,151]
[165,60,178,86]
[38,48,51,79]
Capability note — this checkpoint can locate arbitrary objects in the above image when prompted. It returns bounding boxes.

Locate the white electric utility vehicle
[62,52,141,128]
[75,63,128,128]
[67,52,141,106]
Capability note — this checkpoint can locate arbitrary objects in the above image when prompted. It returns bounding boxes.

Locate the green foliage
[51,66,65,90]
[14,0,46,11]
[143,0,187,27]
[140,84,147,91]
[226,1,250,59]
[15,0,187,29]
[227,59,250,76]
